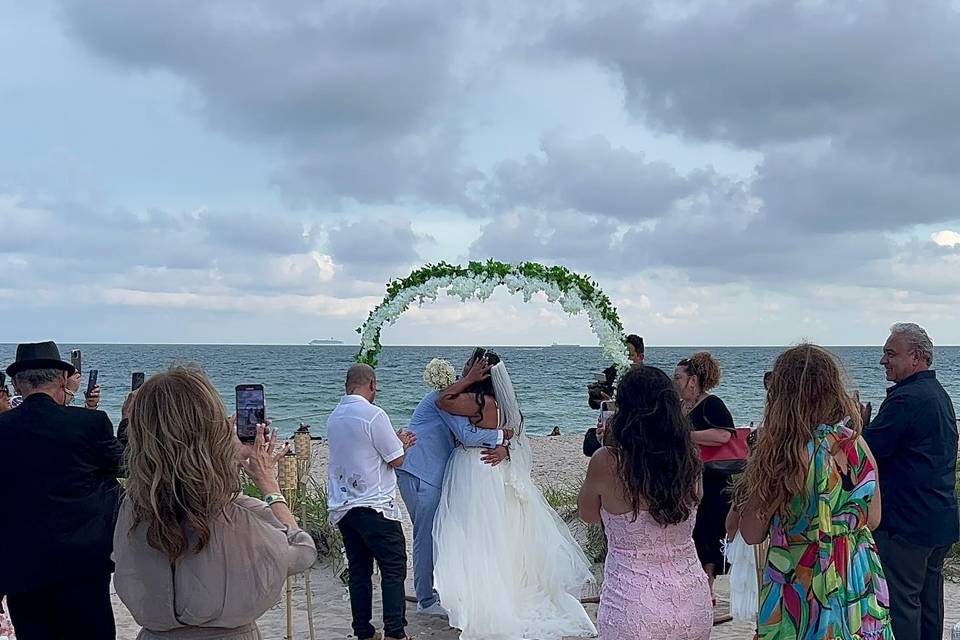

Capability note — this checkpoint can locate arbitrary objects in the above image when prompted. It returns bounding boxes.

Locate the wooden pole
[279,450,298,640]
[294,424,317,640]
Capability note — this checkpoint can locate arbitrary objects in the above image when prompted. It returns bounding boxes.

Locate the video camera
[587,365,618,410]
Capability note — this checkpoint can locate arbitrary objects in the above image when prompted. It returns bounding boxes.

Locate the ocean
[2,344,958,438]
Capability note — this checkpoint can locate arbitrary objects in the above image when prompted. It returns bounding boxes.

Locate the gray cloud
[56,0,490,208]
[197,211,309,255]
[482,134,699,220]
[0,188,327,293]
[326,218,425,273]
[545,1,960,154]
[754,149,960,234]
[469,210,619,269]
[540,1,960,239]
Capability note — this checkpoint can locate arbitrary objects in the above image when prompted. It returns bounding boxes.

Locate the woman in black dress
[674,352,737,599]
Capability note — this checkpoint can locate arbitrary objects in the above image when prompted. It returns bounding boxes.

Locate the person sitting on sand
[113,366,317,640]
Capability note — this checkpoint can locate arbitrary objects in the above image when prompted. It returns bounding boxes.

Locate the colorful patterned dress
[759,424,894,639]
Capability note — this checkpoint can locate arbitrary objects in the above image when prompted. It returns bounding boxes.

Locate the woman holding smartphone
[113,366,316,640]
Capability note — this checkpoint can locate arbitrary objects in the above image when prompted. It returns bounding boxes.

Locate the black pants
[874,529,950,640]
[6,572,114,640]
[338,507,407,639]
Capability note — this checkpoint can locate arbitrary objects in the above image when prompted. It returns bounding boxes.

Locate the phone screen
[236,385,266,442]
[86,370,99,396]
[71,349,82,374]
[600,400,616,424]
[131,372,145,391]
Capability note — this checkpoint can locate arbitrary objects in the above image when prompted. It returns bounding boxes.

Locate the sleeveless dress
[432,432,597,640]
[759,424,894,639]
[598,508,712,640]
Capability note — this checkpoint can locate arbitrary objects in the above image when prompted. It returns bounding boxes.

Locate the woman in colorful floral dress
[729,343,894,639]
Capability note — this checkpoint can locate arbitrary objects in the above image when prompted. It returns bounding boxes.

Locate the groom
[397,355,511,615]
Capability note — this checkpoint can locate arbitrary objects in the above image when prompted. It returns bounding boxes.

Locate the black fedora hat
[6,341,76,378]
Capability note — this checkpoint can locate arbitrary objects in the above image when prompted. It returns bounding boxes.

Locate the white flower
[422,358,456,390]
[357,264,632,371]
[560,291,584,314]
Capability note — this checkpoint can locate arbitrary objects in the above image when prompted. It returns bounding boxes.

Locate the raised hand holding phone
[235,384,266,443]
[132,372,145,391]
[84,369,101,409]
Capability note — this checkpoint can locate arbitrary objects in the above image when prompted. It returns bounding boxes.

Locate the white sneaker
[416,602,447,617]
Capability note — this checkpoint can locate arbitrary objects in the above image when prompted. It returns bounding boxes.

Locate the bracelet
[264,493,287,507]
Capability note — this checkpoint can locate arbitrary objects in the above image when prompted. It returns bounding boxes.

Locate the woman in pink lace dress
[579,366,712,640]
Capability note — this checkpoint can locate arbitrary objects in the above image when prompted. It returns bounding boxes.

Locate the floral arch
[354,260,630,368]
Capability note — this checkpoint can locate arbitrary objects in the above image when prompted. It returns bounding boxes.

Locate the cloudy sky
[2,0,959,346]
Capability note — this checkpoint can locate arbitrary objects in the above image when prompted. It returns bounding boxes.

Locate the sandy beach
[109,435,960,640]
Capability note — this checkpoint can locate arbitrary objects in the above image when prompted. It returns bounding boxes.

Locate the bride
[434,349,597,640]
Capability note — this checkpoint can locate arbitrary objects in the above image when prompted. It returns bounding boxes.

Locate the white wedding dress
[433,427,597,640]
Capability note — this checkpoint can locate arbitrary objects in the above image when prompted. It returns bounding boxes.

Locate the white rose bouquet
[423,358,456,390]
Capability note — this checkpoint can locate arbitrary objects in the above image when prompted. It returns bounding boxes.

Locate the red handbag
[700,427,751,473]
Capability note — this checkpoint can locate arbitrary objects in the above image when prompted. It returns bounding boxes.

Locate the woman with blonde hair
[113,366,317,640]
[729,344,893,639]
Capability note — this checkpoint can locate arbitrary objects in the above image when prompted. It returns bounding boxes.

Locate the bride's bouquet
[423,358,456,390]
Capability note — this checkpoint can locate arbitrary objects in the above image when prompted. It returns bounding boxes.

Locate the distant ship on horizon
[550,342,580,347]
[309,338,344,345]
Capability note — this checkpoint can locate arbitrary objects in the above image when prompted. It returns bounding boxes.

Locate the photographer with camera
[584,365,618,456]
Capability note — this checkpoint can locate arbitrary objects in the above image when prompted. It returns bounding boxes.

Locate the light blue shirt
[399,391,501,488]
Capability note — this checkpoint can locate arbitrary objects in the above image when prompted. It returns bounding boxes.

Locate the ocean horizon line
[4,341,955,349]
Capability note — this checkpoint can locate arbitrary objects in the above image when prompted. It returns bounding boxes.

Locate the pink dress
[599,508,712,640]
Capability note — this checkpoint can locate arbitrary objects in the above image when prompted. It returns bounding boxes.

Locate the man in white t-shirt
[327,363,416,640]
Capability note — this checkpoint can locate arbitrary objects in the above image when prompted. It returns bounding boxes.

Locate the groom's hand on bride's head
[464,357,492,383]
[481,445,509,466]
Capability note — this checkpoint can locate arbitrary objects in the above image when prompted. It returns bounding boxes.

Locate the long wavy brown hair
[734,344,861,521]
[125,366,240,562]
[610,366,702,526]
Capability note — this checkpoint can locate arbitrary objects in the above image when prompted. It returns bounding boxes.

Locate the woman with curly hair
[113,366,317,640]
[578,365,711,639]
[675,351,737,594]
[729,344,893,639]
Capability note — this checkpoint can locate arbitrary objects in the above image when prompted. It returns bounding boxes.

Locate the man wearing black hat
[0,341,124,639]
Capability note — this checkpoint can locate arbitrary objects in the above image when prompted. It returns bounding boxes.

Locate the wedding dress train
[433,433,597,640]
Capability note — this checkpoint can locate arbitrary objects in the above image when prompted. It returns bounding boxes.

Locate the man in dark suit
[0,341,124,640]
[862,323,959,640]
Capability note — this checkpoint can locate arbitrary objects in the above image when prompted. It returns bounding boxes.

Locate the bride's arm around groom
[395,360,511,614]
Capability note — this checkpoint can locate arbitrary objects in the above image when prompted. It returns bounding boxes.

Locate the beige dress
[113,495,317,640]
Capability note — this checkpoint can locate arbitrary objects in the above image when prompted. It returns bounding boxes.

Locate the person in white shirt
[327,363,416,640]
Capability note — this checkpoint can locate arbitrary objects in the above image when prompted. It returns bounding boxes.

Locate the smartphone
[600,400,616,427]
[131,372,145,391]
[86,370,99,396]
[594,372,607,383]
[235,384,266,443]
[71,349,82,374]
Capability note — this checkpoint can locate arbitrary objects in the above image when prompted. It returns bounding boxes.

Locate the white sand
[110,435,960,639]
